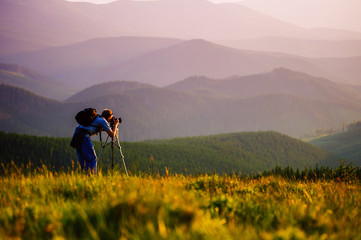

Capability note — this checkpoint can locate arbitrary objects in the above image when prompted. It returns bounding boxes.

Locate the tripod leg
[115,130,129,177]
[97,135,114,174]
[97,135,110,162]
[111,137,114,170]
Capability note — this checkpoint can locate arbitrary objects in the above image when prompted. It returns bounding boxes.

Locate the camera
[109,116,121,128]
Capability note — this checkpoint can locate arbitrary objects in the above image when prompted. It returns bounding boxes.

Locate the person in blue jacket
[72,109,119,174]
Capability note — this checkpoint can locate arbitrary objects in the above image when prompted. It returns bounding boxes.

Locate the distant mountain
[95,0,324,40]
[1,0,360,56]
[66,81,156,102]
[2,37,361,87]
[0,36,49,56]
[219,38,361,58]
[0,0,109,53]
[0,85,73,136]
[0,131,338,174]
[93,39,361,86]
[0,63,75,100]
[167,68,361,105]
[309,125,361,166]
[2,69,361,140]
[0,36,183,86]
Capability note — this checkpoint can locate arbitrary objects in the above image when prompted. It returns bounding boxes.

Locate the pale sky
[66,0,361,32]
[66,0,240,4]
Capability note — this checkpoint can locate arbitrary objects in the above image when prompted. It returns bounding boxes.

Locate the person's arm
[106,118,119,138]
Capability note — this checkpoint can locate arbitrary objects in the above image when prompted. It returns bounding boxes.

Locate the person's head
[101,109,113,122]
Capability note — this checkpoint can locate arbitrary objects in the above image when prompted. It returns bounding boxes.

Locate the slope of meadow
[0,171,360,239]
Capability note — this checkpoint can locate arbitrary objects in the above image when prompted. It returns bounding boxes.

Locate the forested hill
[309,122,361,166]
[0,131,338,175]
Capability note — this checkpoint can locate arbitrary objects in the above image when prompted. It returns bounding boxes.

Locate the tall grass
[1,167,360,239]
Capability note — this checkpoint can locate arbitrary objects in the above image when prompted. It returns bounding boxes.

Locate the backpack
[75,108,98,126]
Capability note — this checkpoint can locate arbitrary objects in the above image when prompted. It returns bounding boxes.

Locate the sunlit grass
[0,168,360,239]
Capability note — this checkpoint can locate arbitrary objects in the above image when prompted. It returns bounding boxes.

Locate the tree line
[0,131,338,176]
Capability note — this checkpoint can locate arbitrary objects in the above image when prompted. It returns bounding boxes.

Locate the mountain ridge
[2,68,361,140]
[167,68,361,105]
[3,37,361,87]
[0,63,75,100]
[93,39,361,86]
[0,36,184,87]
[66,81,156,102]
[219,38,361,58]
[1,0,360,55]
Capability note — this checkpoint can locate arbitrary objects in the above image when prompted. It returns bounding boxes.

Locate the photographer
[73,108,120,174]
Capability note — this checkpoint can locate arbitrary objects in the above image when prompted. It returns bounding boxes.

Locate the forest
[310,120,361,165]
[0,131,338,176]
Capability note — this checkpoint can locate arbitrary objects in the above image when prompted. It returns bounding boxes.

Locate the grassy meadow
[1,167,360,240]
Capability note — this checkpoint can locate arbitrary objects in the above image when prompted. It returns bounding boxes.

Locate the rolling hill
[309,124,361,166]
[219,38,361,58]
[2,68,361,141]
[0,63,75,100]
[0,131,339,175]
[0,84,75,136]
[93,39,361,86]
[66,81,156,102]
[167,68,361,105]
[0,36,184,87]
[0,36,48,56]
[5,38,360,88]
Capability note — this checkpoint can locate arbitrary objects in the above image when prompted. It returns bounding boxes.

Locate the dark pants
[76,135,97,174]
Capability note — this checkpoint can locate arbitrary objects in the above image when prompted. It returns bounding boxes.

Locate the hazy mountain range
[1,0,360,56]
[1,68,361,141]
[2,0,361,91]
[1,0,361,143]
[219,38,361,58]
[2,38,361,92]
[0,63,75,99]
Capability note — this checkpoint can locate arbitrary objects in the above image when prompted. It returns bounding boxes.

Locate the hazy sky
[66,0,361,32]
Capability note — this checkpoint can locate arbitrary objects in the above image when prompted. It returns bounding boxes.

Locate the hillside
[167,68,361,105]
[3,37,361,87]
[66,81,156,102]
[0,36,183,87]
[2,68,361,140]
[0,85,75,136]
[309,125,361,166]
[92,39,361,86]
[219,38,361,58]
[0,63,75,100]
[0,36,47,56]
[0,131,338,175]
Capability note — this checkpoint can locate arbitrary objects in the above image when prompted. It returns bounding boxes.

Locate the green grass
[1,168,360,239]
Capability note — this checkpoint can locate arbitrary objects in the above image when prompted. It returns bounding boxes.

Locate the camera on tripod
[109,116,122,128]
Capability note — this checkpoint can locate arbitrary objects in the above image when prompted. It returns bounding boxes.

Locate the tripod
[97,126,129,177]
